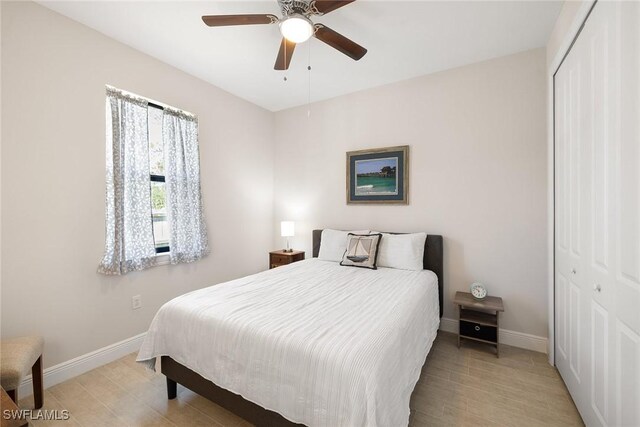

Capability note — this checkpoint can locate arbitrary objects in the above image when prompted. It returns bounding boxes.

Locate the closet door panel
[591,301,609,424]
[557,273,569,359]
[557,67,569,255]
[616,0,640,290]
[616,321,639,427]
[571,50,585,386]
[569,280,582,380]
[569,61,583,262]
[588,5,615,425]
[589,2,610,275]
[556,50,582,393]
[577,27,594,404]
[555,59,570,365]
[614,2,640,426]
[617,0,640,294]
[555,23,592,408]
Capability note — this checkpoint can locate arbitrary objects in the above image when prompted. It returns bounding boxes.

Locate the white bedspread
[137,259,440,427]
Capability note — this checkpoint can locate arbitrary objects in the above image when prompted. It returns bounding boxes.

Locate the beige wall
[1,1,274,367]
[273,48,548,337]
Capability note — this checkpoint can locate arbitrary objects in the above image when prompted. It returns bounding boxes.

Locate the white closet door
[615,1,640,425]
[555,2,640,426]
[555,13,591,417]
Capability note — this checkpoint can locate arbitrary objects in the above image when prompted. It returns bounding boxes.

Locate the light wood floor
[17,331,583,427]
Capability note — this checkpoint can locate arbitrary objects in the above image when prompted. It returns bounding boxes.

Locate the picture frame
[346,145,409,205]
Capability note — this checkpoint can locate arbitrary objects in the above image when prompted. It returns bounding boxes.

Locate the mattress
[137,258,440,427]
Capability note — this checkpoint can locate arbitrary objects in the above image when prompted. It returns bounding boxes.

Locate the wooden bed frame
[162,231,444,426]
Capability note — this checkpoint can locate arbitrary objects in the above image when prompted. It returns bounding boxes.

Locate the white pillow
[376,232,427,271]
[318,229,370,262]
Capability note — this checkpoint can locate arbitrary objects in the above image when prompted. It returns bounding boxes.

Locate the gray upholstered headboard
[312,230,444,318]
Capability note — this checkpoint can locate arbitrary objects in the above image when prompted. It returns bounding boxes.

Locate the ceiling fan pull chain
[307,43,312,118]
[283,42,290,82]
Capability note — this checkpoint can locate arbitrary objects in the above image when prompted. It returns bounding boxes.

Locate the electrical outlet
[132,295,142,310]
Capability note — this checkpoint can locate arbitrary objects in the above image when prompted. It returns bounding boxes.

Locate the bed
[137,231,443,427]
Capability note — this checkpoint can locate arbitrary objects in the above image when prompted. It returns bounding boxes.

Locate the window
[98,86,208,275]
[148,105,170,253]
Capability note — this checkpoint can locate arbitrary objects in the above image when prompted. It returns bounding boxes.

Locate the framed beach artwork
[346,145,409,204]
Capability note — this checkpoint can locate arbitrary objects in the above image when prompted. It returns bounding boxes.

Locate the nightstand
[269,250,305,269]
[453,291,504,357]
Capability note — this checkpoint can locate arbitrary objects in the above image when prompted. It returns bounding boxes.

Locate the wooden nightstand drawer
[271,254,290,265]
[460,320,497,343]
[269,250,305,269]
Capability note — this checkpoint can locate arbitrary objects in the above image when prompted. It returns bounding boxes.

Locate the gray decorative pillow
[340,233,383,270]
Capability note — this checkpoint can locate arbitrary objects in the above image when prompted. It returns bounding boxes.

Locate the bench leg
[32,355,44,409]
[166,377,177,400]
[7,388,18,404]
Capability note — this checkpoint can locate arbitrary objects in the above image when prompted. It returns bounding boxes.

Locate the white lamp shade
[281,221,295,237]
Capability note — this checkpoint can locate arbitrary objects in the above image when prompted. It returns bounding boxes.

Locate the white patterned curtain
[163,109,209,264]
[98,88,157,275]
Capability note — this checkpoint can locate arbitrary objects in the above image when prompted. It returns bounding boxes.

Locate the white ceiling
[38,1,562,111]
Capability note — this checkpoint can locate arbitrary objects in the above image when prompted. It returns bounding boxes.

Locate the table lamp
[281,221,294,252]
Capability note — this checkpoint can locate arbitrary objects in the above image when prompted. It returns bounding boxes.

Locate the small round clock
[470,282,488,300]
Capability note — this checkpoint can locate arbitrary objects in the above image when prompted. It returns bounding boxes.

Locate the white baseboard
[18,332,146,398]
[439,317,548,354]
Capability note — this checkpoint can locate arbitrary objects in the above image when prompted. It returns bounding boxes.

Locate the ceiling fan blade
[313,24,367,61]
[201,14,278,27]
[312,0,355,15]
[274,38,296,70]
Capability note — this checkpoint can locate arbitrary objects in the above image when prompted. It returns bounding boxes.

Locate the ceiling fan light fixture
[279,14,314,43]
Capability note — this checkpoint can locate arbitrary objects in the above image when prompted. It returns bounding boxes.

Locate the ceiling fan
[201,0,367,70]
